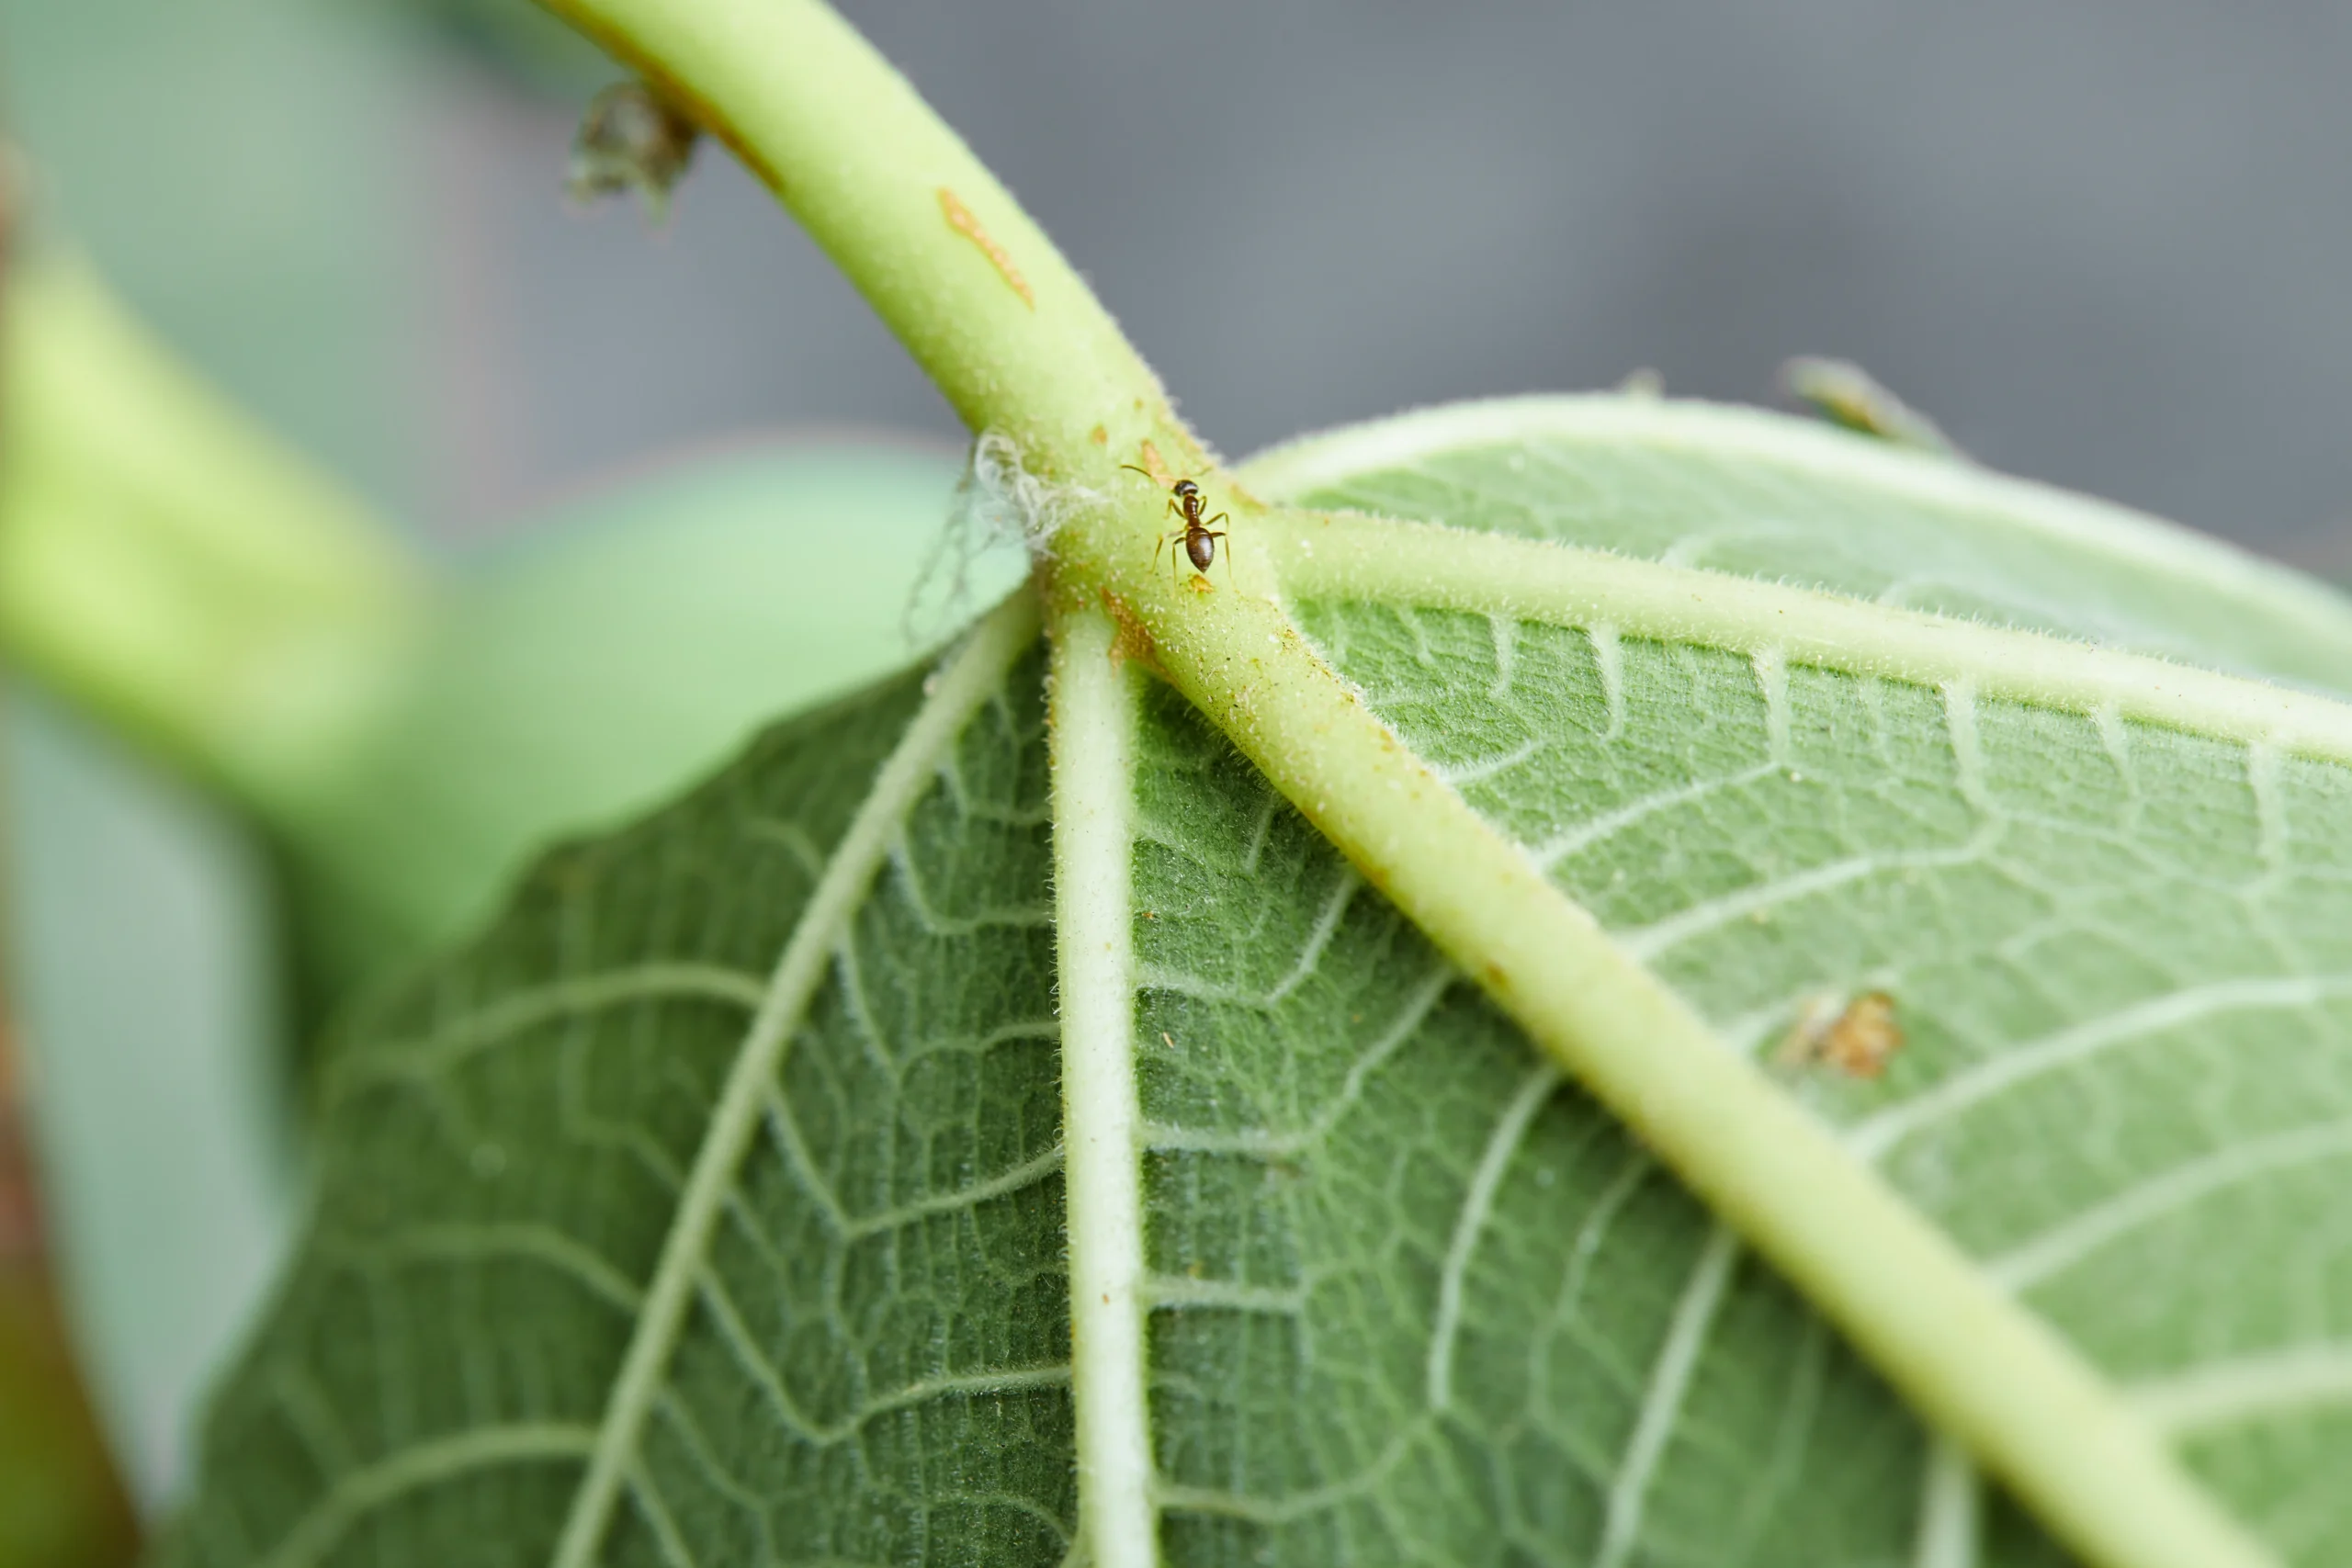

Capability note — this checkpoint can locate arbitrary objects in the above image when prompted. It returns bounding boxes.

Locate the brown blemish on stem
[1136,440,1172,488]
[937,187,1035,307]
[1089,424,1108,446]
[1100,588,1160,672]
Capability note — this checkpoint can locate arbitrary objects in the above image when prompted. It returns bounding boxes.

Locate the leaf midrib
[1259,511,2352,765]
[1236,394,2352,661]
[1047,605,1157,1568]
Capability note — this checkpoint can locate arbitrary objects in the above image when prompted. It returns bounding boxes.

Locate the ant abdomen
[1124,464,1229,583]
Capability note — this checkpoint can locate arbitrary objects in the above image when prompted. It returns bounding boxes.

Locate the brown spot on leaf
[1778,991,1902,1079]
[1090,424,1109,446]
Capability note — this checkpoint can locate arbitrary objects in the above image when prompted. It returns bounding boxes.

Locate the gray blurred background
[8,0,2352,561]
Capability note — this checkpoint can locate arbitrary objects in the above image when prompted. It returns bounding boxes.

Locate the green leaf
[1239,395,2352,682]
[163,396,2352,1565]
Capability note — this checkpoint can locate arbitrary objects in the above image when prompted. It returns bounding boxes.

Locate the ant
[1123,465,1228,583]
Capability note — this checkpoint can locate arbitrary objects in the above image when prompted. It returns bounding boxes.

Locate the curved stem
[0,253,421,807]
[540,0,1202,487]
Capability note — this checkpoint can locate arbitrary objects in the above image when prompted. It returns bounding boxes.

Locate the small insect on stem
[1122,465,1229,587]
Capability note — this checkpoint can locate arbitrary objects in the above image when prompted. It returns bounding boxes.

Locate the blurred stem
[0,251,424,815]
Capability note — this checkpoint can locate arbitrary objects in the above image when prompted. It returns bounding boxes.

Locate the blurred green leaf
[6,426,1001,1512]
[278,441,1011,997]
[0,0,427,1537]
[3,695,294,1518]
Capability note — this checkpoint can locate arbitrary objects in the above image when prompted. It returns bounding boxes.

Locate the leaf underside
[166,400,2352,1567]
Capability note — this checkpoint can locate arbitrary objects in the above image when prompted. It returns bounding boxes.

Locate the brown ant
[1122,465,1227,582]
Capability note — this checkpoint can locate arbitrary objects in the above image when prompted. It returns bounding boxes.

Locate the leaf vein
[546,593,1038,1568]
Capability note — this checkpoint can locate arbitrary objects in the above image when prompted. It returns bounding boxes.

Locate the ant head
[1172,479,1200,498]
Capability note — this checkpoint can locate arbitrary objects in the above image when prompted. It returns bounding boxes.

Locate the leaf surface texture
[168,400,2352,1566]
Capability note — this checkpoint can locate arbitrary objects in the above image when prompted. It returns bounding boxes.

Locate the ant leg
[1161,500,1187,580]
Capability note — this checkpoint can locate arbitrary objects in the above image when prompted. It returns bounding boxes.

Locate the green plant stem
[541,0,1202,487]
[0,252,422,809]
[538,4,2271,1562]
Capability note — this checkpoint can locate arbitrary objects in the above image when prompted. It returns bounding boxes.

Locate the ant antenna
[1119,463,1159,484]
